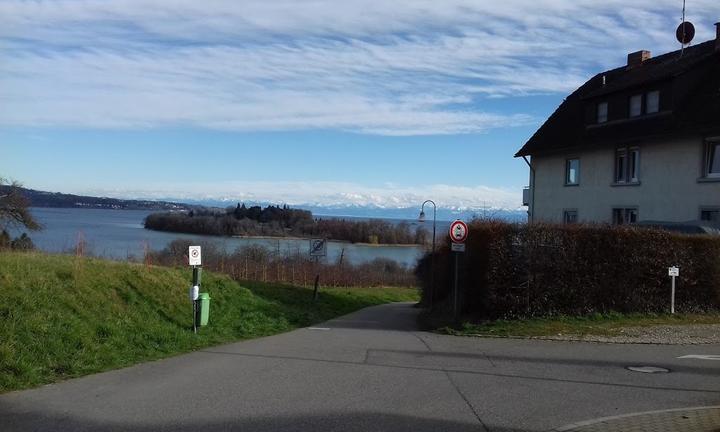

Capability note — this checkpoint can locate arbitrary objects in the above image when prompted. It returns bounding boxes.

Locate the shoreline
[143,229,423,248]
[230,234,422,248]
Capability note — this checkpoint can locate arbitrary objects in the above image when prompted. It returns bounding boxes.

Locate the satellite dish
[676,21,695,45]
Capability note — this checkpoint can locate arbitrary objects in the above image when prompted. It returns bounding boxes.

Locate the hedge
[415,221,720,319]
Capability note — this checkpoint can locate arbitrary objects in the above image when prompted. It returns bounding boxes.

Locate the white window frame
[563,209,578,224]
[646,90,660,114]
[615,149,627,183]
[705,139,720,178]
[612,207,638,225]
[700,207,720,223]
[565,158,580,186]
[597,102,608,124]
[629,147,640,182]
[614,146,640,184]
[629,94,642,117]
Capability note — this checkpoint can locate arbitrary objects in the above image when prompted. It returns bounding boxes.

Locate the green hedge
[415,221,720,319]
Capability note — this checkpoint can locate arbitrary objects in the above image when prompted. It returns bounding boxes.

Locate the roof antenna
[676,0,695,57]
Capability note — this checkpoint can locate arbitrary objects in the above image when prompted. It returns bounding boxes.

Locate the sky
[1,0,718,211]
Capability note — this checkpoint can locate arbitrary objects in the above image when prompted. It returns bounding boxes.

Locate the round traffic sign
[449,220,468,243]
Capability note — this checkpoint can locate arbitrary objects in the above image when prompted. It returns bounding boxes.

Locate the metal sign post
[309,239,327,301]
[668,266,679,314]
[449,220,468,322]
[189,246,202,333]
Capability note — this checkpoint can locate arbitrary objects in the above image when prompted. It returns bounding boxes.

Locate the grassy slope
[0,252,417,393]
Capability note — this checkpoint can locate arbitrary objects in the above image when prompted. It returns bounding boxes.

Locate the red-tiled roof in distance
[515,39,720,157]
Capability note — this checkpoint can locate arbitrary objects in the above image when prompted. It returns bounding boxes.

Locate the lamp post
[419,200,436,310]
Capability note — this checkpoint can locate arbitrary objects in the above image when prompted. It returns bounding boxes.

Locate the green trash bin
[197,293,211,326]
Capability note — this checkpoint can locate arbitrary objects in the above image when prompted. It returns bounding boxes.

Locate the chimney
[627,50,651,69]
[716,22,720,52]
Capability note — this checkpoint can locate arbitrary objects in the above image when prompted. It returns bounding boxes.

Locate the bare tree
[0,177,41,231]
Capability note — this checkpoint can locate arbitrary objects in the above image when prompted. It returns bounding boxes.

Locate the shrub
[147,240,416,288]
[416,221,720,319]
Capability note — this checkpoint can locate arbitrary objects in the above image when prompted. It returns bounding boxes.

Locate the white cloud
[0,0,718,135]
[74,180,523,211]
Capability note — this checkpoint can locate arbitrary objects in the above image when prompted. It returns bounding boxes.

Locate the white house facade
[517,24,720,228]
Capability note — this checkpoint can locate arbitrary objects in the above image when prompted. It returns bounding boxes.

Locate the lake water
[24,208,431,267]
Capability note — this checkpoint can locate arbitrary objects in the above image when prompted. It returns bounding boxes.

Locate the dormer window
[629,94,642,117]
[597,102,608,123]
[646,90,660,113]
[629,91,660,118]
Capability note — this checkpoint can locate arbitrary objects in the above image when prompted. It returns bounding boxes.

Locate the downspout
[522,156,535,224]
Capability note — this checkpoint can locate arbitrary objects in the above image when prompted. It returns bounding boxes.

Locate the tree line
[144,204,429,245]
[146,239,417,288]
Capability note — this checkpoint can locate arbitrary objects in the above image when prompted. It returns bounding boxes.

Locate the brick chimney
[627,50,651,69]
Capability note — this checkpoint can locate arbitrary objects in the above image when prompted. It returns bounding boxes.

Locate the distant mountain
[153,198,527,222]
[9,186,527,222]
[5,186,196,211]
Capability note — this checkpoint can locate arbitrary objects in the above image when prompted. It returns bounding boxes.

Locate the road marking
[626,366,670,373]
[307,327,331,331]
[677,355,720,361]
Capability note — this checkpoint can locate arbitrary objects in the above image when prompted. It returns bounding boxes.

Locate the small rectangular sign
[451,243,466,253]
[189,246,202,266]
[309,239,327,257]
[668,266,679,277]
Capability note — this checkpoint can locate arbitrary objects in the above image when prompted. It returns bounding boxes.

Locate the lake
[23,208,434,267]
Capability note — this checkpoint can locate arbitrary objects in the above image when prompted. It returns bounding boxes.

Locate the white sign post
[189,246,202,333]
[668,266,679,314]
[449,220,468,321]
[189,246,202,266]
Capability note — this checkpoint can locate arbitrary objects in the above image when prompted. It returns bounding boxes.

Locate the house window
[563,210,578,224]
[700,209,720,223]
[628,91,659,118]
[629,94,642,117]
[646,90,660,114]
[597,102,608,123]
[629,148,640,182]
[615,147,640,183]
[613,208,638,225]
[705,140,720,178]
[615,149,626,183]
[565,158,580,185]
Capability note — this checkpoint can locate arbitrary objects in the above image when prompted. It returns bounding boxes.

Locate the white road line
[677,355,720,361]
[307,327,331,331]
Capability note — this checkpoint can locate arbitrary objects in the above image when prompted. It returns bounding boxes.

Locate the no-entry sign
[449,220,468,244]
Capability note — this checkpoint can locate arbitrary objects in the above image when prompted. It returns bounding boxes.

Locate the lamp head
[418,210,426,222]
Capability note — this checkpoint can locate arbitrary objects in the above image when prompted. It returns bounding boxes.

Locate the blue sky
[1,1,718,210]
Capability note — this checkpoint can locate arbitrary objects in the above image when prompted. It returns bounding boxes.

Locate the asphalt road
[1,302,719,431]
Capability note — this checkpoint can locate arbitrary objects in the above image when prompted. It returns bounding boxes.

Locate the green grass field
[436,312,720,338]
[0,252,418,393]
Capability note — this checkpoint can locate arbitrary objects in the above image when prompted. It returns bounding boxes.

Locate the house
[516,23,720,226]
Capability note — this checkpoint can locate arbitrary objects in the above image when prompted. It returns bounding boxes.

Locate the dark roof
[515,40,720,157]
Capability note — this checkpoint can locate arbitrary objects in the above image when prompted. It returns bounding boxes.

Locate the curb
[553,405,720,431]
[444,332,719,345]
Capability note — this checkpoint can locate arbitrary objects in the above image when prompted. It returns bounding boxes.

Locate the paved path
[1,302,719,431]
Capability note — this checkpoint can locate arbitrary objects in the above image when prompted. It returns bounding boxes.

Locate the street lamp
[419,200,436,310]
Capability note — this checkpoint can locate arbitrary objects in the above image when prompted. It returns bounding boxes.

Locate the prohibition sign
[449,220,468,243]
